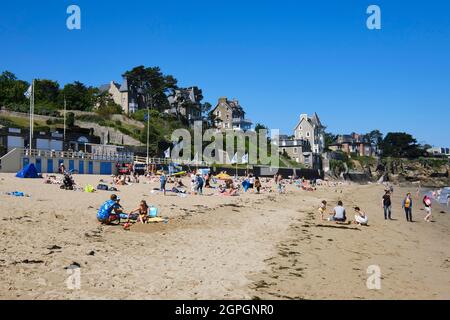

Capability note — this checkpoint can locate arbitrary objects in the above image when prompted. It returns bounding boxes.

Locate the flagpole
[29,79,34,153]
[63,95,67,144]
[146,106,150,166]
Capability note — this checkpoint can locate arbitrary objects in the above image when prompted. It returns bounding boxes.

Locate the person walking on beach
[276,174,284,193]
[160,173,167,196]
[382,190,393,220]
[254,177,262,194]
[423,195,432,222]
[249,174,255,192]
[196,173,204,195]
[402,192,413,222]
[59,163,66,175]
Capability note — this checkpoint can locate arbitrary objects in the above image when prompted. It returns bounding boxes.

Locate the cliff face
[362,158,450,188]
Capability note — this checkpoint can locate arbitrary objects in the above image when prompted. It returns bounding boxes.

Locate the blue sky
[1,0,449,146]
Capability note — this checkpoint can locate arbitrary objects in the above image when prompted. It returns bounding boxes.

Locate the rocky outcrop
[372,158,449,188]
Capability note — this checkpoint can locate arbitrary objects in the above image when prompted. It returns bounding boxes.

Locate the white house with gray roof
[293,113,325,154]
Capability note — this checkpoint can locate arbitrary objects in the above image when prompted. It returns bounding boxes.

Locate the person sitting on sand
[318,200,327,220]
[97,194,123,225]
[328,200,347,222]
[353,207,368,226]
[129,200,150,224]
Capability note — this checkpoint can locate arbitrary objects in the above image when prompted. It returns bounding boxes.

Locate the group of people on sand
[382,189,434,223]
[318,200,369,226]
[96,194,159,228]
[113,174,140,186]
[317,187,436,227]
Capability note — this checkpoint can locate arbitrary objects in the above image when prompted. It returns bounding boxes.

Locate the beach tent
[16,163,40,179]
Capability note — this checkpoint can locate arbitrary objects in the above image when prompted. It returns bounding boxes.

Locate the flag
[230,153,238,165]
[189,87,196,103]
[164,147,170,158]
[144,113,150,121]
[242,153,249,164]
[24,85,32,99]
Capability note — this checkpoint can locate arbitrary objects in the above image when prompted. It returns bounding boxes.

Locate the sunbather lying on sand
[217,185,239,196]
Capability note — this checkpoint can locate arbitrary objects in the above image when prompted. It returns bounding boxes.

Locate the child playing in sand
[318,200,327,220]
[353,207,369,226]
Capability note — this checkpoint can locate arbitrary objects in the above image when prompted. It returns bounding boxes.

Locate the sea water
[422,187,450,214]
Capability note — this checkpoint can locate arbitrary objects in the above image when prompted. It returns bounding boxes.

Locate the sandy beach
[0,173,449,300]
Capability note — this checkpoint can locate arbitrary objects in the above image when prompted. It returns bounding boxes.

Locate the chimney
[219,97,227,103]
[300,114,308,121]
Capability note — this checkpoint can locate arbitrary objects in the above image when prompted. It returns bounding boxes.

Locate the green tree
[254,123,268,133]
[95,91,122,117]
[35,79,60,106]
[0,71,29,106]
[324,132,337,151]
[123,66,178,112]
[380,132,423,158]
[367,130,383,148]
[60,81,97,111]
[66,112,75,128]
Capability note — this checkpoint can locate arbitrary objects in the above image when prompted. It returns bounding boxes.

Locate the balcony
[232,118,252,125]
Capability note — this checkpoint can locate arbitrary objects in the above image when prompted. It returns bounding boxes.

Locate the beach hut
[16,163,40,178]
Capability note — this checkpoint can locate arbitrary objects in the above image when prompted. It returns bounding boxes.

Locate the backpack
[97,184,109,191]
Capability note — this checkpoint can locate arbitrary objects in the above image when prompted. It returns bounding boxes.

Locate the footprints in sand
[2,215,33,223]
[84,227,104,241]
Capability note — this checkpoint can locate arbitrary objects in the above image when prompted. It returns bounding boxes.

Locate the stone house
[329,133,375,157]
[211,97,252,131]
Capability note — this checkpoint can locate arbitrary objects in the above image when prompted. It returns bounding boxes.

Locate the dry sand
[0,173,449,300]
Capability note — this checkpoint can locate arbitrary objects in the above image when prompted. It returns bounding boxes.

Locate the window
[306,132,310,137]
[293,148,298,154]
